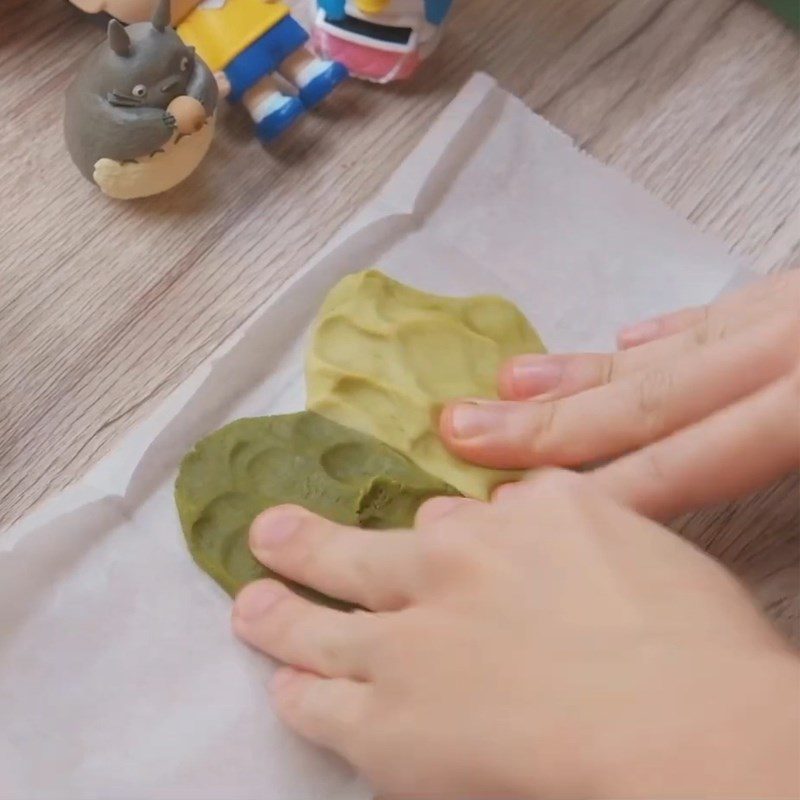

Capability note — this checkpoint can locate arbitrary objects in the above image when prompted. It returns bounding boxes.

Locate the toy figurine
[310,0,454,83]
[64,0,219,199]
[68,1,349,141]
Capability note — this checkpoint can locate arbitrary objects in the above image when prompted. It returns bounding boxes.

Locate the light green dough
[306,270,546,499]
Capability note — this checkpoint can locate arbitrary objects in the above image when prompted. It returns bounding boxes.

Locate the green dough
[175,412,456,606]
[306,270,546,499]
[759,0,799,28]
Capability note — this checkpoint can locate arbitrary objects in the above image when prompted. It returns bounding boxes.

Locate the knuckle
[700,306,737,344]
[362,618,420,683]
[296,685,335,732]
[600,354,618,385]
[522,467,587,503]
[348,548,384,602]
[348,547,374,583]
[691,305,712,345]
[420,525,463,563]
[640,446,668,486]
[526,400,559,455]
[289,522,342,582]
[635,368,673,439]
[707,315,730,344]
[419,524,482,578]
[363,618,398,666]
[272,674,303,717]
[285,530,319,582]
[263,593,297,642]
[311,628,350,672]
[350,609,383,655]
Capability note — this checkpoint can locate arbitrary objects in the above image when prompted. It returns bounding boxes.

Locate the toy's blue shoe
[297,60,349,109]
[255,95,306,142]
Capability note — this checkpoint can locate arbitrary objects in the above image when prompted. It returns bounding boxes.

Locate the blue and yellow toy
[178,1,348,140]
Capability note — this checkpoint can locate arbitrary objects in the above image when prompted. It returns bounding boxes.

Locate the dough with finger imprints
[306,270,546,499]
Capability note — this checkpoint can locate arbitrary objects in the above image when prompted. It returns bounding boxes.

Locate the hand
[440,269,800,520]
[70,0,200,24]
[231,474,799,799]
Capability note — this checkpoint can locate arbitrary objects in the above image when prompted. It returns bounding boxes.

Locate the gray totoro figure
[64,0,219,199]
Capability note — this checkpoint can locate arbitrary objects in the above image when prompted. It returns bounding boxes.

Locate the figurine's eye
[180,56,190,72]
[132,84,147,98]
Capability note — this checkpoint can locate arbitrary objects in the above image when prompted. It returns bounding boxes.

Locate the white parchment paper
[0,74,748,800]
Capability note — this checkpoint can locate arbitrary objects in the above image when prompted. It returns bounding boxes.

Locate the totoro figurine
[65,0,219,199]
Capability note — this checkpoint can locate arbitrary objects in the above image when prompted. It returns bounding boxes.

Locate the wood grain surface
[0,0,798,639]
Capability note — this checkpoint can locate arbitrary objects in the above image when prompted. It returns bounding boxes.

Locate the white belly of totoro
[93,115,216,200]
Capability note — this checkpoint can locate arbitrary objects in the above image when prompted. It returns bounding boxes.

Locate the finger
[249,506,418,611]
[270,667,370,760]
[233,579,378,679]
[617,306,709,350]
[442,313,798,469]
[617,268,799,349]
[499,331,740,402]
[499,352,629,401]
[592,367,800,520]
[499,281,800,402]
[414,496,477,527]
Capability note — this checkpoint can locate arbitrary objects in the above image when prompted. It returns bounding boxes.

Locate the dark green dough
[175,412,458,607]
[759,0,799,28]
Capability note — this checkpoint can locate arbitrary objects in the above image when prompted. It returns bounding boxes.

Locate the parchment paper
[0,74,748,800]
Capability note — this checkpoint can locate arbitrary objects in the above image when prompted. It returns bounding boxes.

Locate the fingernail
[618,318,662,348]
[251,507,303,551]
[234,581,284,621]
[508,356,564,396]
[449,401,507,440]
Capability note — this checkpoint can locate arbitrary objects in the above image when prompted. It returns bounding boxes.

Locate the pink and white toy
[309,0,454,83]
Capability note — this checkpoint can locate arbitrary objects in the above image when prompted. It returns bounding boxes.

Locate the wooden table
[1,0,797,640]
